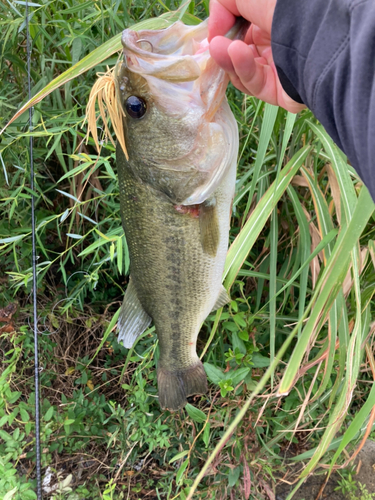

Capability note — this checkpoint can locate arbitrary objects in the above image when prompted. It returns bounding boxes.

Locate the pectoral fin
[211,285,230,311]
[117,277,152,348]
[199,198,220,257]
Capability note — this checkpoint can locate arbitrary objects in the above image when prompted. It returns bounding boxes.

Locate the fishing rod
[25,0,42,497]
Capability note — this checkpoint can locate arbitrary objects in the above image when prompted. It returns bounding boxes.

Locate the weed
[335,469,358,497]
[335,472,375,500]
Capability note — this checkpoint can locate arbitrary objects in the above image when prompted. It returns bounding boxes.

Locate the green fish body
[116,20,239,410]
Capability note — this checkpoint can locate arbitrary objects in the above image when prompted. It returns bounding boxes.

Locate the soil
[276,440,375,500]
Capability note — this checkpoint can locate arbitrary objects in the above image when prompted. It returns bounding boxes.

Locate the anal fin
[211,285,230,312]
[117,277,152,348]
[199,198,220,257]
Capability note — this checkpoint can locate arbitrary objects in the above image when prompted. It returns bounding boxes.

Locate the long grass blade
[242,104,278,221]
[287,186,310,337]
[278,186,374,395]
[224,145,310,289]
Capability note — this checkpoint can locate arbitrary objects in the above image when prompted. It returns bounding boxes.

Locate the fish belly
[116,144,236,409]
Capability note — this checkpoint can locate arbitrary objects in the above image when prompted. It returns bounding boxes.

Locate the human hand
[208,0,306,113]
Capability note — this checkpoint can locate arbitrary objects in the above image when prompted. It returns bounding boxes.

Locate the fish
[115,18,243,411]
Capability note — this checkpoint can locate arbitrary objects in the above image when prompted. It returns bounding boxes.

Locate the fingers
[235,0,276,34]
[209,36,235,72]
[228,41,270,98]
[246,24,271,49]
[208,0,277,41]
[228,40,279,105]
[208,0,307,113]
[209,37,252,95]
[209,38,276,104]
[208,0,239,41]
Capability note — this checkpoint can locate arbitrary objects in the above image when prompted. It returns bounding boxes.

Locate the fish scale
[117,136,236,409]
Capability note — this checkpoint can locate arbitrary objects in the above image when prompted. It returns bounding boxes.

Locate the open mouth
[121,19,211,83]
[122,17,248,69]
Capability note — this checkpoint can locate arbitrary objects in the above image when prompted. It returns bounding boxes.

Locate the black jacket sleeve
[271,0,375,201]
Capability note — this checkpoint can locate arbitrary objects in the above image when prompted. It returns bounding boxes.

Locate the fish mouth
[121,17,249,106]
[121,19,209,83]
[121,17,249,70]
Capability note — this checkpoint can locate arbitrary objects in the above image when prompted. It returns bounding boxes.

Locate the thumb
[233,0,276,34]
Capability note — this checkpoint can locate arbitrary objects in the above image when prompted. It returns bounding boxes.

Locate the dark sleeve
[271,0,375,201]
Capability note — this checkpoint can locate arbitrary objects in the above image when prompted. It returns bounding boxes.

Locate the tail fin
[157,361,208,411]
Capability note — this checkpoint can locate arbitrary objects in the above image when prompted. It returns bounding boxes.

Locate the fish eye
[125,96,147,119]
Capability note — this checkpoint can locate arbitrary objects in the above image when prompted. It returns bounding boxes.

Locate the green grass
[1,0,375,499]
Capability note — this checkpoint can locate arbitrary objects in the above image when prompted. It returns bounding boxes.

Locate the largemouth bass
[115,19,241,410]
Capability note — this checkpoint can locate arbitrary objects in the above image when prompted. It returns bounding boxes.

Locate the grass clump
[1,0,375,499]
